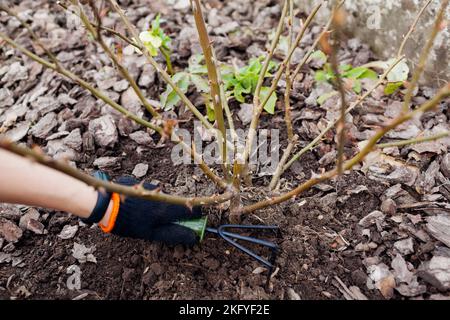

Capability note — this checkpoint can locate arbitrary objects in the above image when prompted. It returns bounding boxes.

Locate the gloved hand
[84,175,202,246]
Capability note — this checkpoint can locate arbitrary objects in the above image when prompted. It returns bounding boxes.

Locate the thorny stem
[396,0,432,57]
[253,0,289,108]
[191,0,228,179]
[59,1,174,75]
[78,1,160,118]
[241,84,450,214]
[401,0,448,113]
[268,135,298,190]
[107,0,213,131]
[0,19,226,190]
[284,0,294,141]
[268,0,296,191]
[85,1,227,189]
[259,2,323,116]
[0,31,164,135]
[173,136,229,190]
[376,131,449,149]
[289,0,345,83]
[60,0,173,75]
[269,0,345,190]
[0,5,60,67]
[0,139,234,207]
[282,56,405,173]
[242,1,323,181]
[328,6,347,176]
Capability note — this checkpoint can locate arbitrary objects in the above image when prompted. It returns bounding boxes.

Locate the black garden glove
[83,174,202,246]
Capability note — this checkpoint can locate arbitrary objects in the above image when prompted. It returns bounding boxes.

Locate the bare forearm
[0,149,97,218]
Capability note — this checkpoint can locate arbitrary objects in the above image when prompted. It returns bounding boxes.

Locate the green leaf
[384,81,403,95]
[267,60,278,74]
[160,72,190,110]
[260,87,277,114]
[359,68,378,80]
[204,95,216,122]
[317,91,338,105]
[151,14,161,31]
[339,64,352,72]
[343,66,377,80]
[386,59,409,82]
[233,83,248,103]
[190,74,209,93]
[352,79,362,94]
[188,54,208,74]
[307,50,327,64]
[315,70,329,82]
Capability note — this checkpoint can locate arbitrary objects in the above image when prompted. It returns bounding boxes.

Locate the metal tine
[206,227,277,249]
[218,226,275,269]
[221,224,280,231]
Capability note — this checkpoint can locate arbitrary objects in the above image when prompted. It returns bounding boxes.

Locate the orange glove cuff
[99,192,121,233]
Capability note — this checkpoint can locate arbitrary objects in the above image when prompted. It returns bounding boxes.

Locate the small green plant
[160,54,209,111]
[136,14,173,74]
[357,58,410,95]
[314,51,378,94]
[161,55,279,116]
[222,57,278,114]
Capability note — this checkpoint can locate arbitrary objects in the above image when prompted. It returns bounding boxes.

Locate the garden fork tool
[175,217,280,274]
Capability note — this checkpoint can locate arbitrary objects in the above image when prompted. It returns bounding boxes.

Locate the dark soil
[0,129,385,299]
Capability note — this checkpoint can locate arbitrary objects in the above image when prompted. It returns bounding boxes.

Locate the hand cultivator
[175,217,280,274]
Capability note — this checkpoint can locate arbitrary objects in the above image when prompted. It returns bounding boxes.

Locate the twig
[258,1,323,115]
[1,4,226,190]
[289,0,345,83]
[327,6,346,175]
[241,84,450,214]
[401,0,448,113]
[397,0,433,57]
[58,1,174,75]
[0,31,163,134]
[376,131,449,149]
[78,1,159,117]
[284,0,295,141]
[267,0,295,191]
[0,5,60,67]
[283,56,405,173]
[107,0,213,130]
[268,1,345,190]
[0,139,234,207]
[191,0,228,179]
[253,0,289,108]
[268,135,298,190]
[243,1,323,180]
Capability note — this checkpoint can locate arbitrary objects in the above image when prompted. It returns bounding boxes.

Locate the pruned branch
[327,6,347,175]
[284,0,295,141]
[282,56,405,173]
[401,0,448,112]
[78,1,159,118]
[0,139,234,207]
[242,1,323,181]
[191,0,228,179]
[241,84,450,214]
[0,31,163,135]
[397,0,432,57]
[106,0,213,131]
[376,131,449,149]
